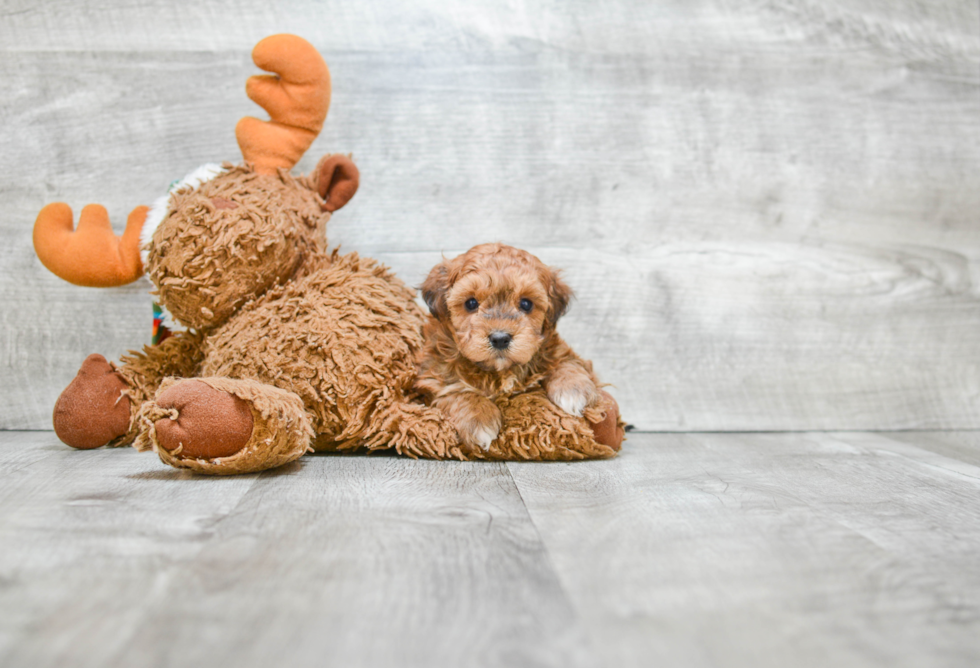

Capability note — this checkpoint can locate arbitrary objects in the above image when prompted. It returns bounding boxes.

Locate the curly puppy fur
[416,243,607,453]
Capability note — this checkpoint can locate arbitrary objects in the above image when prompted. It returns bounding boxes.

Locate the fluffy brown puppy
[417,243,624,457]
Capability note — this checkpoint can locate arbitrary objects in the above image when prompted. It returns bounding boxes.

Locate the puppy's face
[423,244,572,372]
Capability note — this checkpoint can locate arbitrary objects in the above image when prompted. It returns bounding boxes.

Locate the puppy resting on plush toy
[416,243,625,458]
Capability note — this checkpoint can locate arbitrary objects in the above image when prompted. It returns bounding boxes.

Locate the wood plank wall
[1,1,978,431]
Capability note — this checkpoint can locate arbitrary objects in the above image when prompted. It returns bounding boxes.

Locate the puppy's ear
[545,268,574,327]
[421,262,451,319]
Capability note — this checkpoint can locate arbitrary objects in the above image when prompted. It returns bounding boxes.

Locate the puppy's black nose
[489,331,512,350]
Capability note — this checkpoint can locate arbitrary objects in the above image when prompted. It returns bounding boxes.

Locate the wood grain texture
[2,1,979,430]
[508,431,980,668]
[880,429,980,468]
[2,430,979,667]
[0,432,591,668]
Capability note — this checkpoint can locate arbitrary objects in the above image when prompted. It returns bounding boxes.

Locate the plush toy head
[33,34,359,333]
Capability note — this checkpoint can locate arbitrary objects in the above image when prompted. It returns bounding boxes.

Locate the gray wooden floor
[1,430,979,668]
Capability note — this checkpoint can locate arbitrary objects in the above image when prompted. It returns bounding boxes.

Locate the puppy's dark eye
[465,297,479,312]
[519,298,533,313]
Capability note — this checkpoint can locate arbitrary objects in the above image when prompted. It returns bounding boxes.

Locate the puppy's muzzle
[489,331,512,350]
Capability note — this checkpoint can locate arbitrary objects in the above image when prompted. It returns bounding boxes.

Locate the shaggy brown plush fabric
[119,157,462,472]
[47,158,462,474]
[117,329,206,443]
[480,391,617,461]
[201,250,458,459]
[147,166,324,330]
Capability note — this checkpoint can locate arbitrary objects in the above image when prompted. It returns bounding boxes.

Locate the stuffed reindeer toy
[33,35,623,473]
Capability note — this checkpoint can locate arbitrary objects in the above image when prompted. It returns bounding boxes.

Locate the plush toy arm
[116,329,207,407]
[51,331,205,450]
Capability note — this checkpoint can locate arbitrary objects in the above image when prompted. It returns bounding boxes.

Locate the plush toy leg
[340,394,464,460]
[52,354,131,449]
[588,390,626,451]
[116,329,205,407]
[134,377,313,475]
[478,391,620,461]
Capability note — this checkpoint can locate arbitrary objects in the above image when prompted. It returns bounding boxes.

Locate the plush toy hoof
[590,390,625,451]
[153,380,254,459]
[53,354,131,449]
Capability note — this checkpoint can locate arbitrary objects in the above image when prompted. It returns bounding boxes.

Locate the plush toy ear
[545,268,573,327]
[421,261,451,320]
[316,155,359,212]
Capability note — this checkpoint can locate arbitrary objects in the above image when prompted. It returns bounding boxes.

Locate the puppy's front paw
[467,422,499,450]
[452,401,502,451]
[547,372,600,418]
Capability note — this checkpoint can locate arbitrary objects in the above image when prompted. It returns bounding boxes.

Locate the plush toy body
[118,249,454,474]
[35,35,623,474]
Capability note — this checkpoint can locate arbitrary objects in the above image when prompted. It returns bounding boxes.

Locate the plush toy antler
[33,204,148,287]
[32,34,331,286]
[235,34,331,175]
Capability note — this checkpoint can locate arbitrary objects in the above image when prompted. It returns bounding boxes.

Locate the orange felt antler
[236,34,331,175]
[33,203,146,287]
